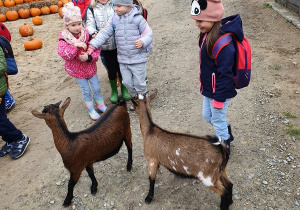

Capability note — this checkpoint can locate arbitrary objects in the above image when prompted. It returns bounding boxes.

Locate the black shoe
[0,142,13,158]
[228,125,234,142]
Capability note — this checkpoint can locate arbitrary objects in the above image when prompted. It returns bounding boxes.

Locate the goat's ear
[131,99,138,107]
[61,97,71,111]
[31,110,46,119]
[149,88,158,101]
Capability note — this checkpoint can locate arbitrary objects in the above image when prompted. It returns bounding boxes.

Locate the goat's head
[131,89,158,114]
[32,97,71,121]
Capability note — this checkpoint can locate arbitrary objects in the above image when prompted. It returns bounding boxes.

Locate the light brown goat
[32,97,132,207]
[131,90,233,210]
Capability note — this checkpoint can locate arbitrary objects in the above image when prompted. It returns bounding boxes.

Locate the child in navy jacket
[190,0,244,155]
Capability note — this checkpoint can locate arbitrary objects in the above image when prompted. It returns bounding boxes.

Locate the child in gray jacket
[87,0,153,98]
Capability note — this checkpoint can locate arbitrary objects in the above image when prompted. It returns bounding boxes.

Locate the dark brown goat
[32,97,132,206]
[131,90,233,210]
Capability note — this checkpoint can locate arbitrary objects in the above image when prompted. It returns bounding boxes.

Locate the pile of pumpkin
[0,0,68,22]
[0,0,70,50]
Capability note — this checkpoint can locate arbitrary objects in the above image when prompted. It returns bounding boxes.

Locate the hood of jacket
[220,14,244,41]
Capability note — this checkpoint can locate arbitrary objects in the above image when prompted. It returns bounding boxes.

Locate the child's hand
[79,52,88,62]
[75,42,87,50]
[92,32,98,38]
[134,40,143,49]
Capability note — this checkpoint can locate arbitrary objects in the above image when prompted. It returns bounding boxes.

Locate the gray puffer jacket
[85,1,116,51]
[89,5,153,65]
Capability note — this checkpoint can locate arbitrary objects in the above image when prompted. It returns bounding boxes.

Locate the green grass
[274,74,280,76]
[282,111,297,118]
[274,66,281,70]
[264,3,272,8]
[286,124,300,137]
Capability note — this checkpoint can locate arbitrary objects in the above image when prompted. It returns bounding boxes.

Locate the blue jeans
[202,96,231,140]
[76,74,103,102]
[0,94,23,143]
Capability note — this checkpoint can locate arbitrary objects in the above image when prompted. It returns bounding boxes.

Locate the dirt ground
[0,0,299,209]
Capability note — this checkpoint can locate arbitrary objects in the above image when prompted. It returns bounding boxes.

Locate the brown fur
[131,89,233,210]
[32,97,132,206]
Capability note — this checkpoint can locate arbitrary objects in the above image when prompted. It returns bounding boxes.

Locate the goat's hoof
[145,195,153,204]
[127,165,132,172]
[91,187,98,195]
[63,199,72,207]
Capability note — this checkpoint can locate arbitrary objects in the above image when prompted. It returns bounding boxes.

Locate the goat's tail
[206,135,229,171]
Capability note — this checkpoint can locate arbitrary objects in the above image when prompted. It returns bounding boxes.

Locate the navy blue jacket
[200,14,244,104]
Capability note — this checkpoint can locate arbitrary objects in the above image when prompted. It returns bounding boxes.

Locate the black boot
[228,125,234,142]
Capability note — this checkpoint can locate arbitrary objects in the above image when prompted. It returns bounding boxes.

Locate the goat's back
[62,102,131,169]
[143,126,224,178]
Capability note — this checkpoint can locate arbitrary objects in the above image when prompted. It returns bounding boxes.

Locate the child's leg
[0,94,23,144]
[211,99,231,140]
[202,96,231,140]
[89,75,107,112]
[202,96,213,124]
[119,64,138,97]
[130,63,147,95]
[76,77,100,120]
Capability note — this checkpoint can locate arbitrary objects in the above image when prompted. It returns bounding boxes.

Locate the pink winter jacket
[57,28,100,79]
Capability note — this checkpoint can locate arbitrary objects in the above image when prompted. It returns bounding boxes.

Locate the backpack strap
[212,33,233,60]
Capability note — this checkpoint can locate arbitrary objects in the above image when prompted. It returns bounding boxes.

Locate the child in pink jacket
[57,2,106,120]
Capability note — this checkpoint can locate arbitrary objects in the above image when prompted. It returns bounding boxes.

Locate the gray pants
[119,63,147,97]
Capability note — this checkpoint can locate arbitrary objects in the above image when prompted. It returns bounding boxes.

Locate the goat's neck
[137,101,154,137]
[46,115,70,155]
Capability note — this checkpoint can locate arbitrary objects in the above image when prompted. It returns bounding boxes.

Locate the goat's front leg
[86,165,98,195]
[63,172,80,206]
[145,161,158,203]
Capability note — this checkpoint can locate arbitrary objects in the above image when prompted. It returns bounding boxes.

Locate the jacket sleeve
[90,48,100,62]
[0,50,7,75]
[86,8,97,35]
[57,40,79,61]
[213,42,236,104]
[138,17,153,48]
[0,49,7,98]
[89,16,114,49]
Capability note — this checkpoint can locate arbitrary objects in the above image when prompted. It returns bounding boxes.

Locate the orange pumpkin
[40,6,50,15]
[19,23,34,37]
[6,10,18,21]
[30,8,41,17]
[4,0,15,8]
[62,0,68,6]
[49,5,58,13]
[0,1,3,7]
[18,8,30,19]
[58,1,63,8]
[24,38,43,50]
[23,0,33,2]
[14,0,23,4]
[58,7,63,18]
[32,16,42,25]
[0,14,6,22]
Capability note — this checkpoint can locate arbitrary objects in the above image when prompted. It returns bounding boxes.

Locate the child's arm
[137,18,153,48]
[57,40,79,61]
[212,44,235,109]
[85,8,98,36]
[88,15,115,53]
[0,50,7,75]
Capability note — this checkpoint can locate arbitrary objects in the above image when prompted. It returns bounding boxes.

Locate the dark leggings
[0,94,22,143]
[101,49,121,81]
